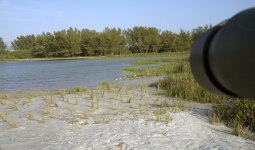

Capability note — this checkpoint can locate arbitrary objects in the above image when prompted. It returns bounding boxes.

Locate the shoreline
[0,51,188,63]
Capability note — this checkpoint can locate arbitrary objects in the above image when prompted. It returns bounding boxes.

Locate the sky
[0,0,255,45]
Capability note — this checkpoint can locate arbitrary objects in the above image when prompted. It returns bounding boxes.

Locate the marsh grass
[71,87,86,95]
[0,112,17,128]
[66,104,79,124]
[131,58,176,65]
[96,92,99,109]
[38,114,46,124]
[151,101,172,125]
[126,97,132,103]
[101,89,105,98]
[89,90,95,111]
[13,92,20,100]
[157,82,160,93]
[66,96,69,103]
[81,110,88,119]
[8,119,18,128]
[0,78,179,129]
[127,97,133,107]
[0,99,7,105]
[210,113,221,125]
[6,102,19,111]
[70,114,78,124]
[0,92,8,100]
[123,61,176,78]
[161,101,169,115]
[98,81,111,90]
[43,106,54,118]
[14,98,20,105]
[0,111,8,122]
[158,57,255,136]
[233,116,243,136]
[116,142,123,150]
[119,93,123,102]
[132,88,135,98]
[75,96,79,105]
[10,122,18,128]
[96,86,104,98]
[58,88,66,100]
[173,100,185,112]
[109,94,117,111]
[159,58,229,104]
[154,109,161,124]
[132,111,139,120]
[26,112,34,120]
[24,92,33,106]
[165,114,171,124]
[49,96,58,107]
[141,104,150,120]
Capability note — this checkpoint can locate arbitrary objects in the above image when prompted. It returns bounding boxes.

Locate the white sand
[0,77,254,150]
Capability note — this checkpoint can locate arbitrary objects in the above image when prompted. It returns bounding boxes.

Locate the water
[0,57,148,92]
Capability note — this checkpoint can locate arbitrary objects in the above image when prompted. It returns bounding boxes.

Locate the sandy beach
[0,77,254,150]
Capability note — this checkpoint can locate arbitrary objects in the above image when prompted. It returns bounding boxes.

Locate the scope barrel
[190,7,255,99]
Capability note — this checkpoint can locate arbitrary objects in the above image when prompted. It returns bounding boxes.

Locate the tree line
[0,25,211,59]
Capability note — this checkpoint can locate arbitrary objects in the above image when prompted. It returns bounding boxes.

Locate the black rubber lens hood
[190,8,255,99]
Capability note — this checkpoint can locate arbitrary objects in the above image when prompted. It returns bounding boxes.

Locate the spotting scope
[190,7,255,99]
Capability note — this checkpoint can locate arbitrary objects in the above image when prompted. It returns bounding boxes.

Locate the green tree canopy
[0,37,6,51]
[176,29,192,51]
[191,24,212,41]
[80,29,99,56]
[127,26,161,53]
[160,31,178,52]
[102,27,126,55]
[9,25,209,58]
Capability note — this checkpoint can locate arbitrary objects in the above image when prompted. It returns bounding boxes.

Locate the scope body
[190,8,255,99]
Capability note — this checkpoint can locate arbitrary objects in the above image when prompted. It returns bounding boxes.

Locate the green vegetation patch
[122,56,187,78]
[70,87,87,94]
[97,81,111,90]
[159,57,255,137]
[131,58,177,65]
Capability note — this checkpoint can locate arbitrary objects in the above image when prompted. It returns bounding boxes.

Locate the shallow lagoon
[0,57,162,91]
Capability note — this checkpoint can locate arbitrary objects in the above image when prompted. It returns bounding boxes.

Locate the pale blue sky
[0,0,254,45]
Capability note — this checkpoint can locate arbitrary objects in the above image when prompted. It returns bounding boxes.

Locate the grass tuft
[98,81,111,90]
[0,111,8,122]
[26,112,34,120]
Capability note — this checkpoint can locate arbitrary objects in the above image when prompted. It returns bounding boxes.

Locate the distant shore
[0,51,189,63]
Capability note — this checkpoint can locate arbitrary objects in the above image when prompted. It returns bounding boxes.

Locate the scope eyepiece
[190,7,255,99]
